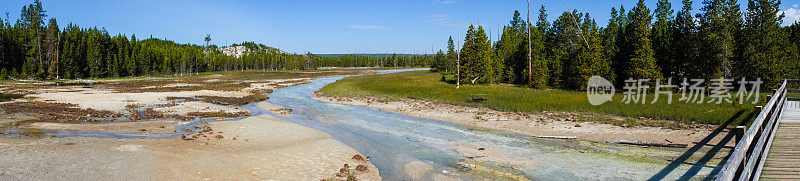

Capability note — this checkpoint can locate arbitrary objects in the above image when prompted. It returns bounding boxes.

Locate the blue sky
[1,0,799,54]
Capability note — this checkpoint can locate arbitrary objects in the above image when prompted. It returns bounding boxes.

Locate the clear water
[262,69,705,180]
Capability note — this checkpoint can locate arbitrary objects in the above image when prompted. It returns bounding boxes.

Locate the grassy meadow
[320,71,765,126]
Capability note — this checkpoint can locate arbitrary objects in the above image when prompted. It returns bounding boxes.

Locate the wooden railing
[716,80,796,181]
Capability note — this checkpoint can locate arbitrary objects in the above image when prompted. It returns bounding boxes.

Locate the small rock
[355,164,368,172]
[337,167,350,177]
[478,147,485,151]
[352,154,366,161]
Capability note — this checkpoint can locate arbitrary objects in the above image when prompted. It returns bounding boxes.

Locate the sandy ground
[23,77,313,117]
[23,121,177,134]
[0,102,379,180]
[30,88,250,113]
[314,94,736,147]
[152,101,249,117]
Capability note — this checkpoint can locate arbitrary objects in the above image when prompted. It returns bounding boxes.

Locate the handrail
[743,87,785,181]
[716,80,788,181]
[751,92,786,181]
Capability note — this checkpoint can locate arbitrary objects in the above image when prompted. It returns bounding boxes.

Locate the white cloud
[347,25,385,30]
[425,14,463,28]
[781,4,800,26]
[430,0,459,6]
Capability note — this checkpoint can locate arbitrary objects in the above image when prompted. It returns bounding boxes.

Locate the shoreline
[312,93,736,148]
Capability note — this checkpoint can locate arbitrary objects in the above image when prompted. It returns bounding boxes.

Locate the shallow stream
[262,69,711,180]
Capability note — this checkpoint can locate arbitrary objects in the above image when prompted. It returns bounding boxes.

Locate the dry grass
[186,111,251,118]
[167,94,269,106]
[197,95,269,105]
[0,93,23,102]
[0,101,122,122]
[126,105,191,121]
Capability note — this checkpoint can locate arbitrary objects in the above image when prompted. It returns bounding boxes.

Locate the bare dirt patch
[23,121,177,134]
[155,102,380,180]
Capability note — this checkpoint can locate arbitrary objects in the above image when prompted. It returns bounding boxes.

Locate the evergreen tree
[740,0,798,87]
[581,14,613,85]
[112,34,129,77]
[498,11,526,84]
[459,25,498,84]
[86,27,103,78]
[45,18,58,78]
[0,13,24,78]
[530,6,550,88]
[608,5,630,85]
[789,22,800,64]
[621,0,662,81]
[698,0,742,79]
[0,16,4,75]
[673,0,699,79]
[19,0,47,77]
[432,50,446,72]
[536,5,550,32]
[127,34,138,76]
[603,7,623,83]
[652,0,675,79]
[552,11,612,89]
[789,22,800,48]
[446,36,456,72]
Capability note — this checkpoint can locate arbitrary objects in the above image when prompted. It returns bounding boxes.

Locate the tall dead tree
[527,0,532,85]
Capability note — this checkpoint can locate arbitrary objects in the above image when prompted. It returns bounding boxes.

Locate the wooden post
[735,125,746,144]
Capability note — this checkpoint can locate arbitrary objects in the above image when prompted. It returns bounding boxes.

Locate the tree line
[431,0,800,89]
[317,54,432,68]
[0,0,432,80]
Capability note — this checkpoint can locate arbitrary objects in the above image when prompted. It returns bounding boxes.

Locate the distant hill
[218,42,290,58]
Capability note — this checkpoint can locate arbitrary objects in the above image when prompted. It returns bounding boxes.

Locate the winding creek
[264,69,714,180]
[0,68,716,180]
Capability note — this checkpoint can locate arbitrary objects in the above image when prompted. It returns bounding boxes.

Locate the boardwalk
[760,101,800,180]
[716,80,800,181]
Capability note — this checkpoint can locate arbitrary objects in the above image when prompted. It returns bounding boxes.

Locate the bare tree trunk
[456,35,461,89]
[527,0,532,85]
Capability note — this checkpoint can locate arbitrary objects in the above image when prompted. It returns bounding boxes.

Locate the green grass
[320,71,763,126]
